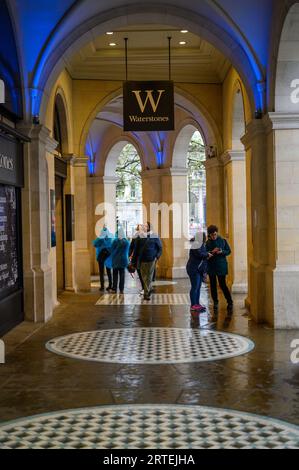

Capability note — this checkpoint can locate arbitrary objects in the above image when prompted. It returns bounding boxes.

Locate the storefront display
[0,131,24,336]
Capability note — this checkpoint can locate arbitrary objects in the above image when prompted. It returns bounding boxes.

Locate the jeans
[187,269,203,306]
[209,274,232,305]
[140,261,156,297]
[98,261,112,289]
[112,268,125,292]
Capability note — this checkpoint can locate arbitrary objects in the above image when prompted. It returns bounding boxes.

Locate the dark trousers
[209,274,232,305]
[113,268,125,292]
[187,269,203,306]
[137,268,144,289]
[98,261,112,288]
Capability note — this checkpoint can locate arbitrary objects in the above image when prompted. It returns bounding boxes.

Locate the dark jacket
[132,233,163,268]
[106,238,130,269]
[206,236,231,276]
[129,236,139,258]
[186,244,208,274]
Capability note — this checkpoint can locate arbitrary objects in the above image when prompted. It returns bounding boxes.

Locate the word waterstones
[129,115,170,122]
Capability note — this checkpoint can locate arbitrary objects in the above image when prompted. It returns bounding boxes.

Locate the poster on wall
[0,184,19,294]
[50,189,56,247]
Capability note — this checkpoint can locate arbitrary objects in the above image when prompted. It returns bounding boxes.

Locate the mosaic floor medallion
[46,328,254,364]
[96,293,190,305]
[1,405,298,449]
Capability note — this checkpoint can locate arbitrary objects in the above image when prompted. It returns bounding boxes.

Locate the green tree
[116,144,142,201]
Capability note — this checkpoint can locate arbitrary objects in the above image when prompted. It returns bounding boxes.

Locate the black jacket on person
[132,233,163,268]
[186,244,208,275]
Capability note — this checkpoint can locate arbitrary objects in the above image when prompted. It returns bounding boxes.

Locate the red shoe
[195,304,206,312]
[190,305,201,312]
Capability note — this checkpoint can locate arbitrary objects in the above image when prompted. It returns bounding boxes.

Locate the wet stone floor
[1,277,299,431]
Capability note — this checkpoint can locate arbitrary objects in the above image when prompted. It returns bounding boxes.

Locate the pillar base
[232,283,248,294]
[24,265,53,322]
[75,249,91,292]
[273,266,299,329]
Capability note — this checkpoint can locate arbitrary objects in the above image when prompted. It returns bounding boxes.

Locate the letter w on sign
[132,90,165,113]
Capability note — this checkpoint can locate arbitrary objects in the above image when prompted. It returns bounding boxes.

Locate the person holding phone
[206,225,233,312]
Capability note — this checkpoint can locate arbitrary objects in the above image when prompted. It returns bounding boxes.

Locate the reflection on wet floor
[1,276,299,431]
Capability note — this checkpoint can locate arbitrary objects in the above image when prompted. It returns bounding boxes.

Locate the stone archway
[36,4,260,123]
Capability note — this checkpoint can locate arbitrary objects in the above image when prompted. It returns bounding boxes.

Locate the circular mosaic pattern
[46,328,254,364]
[0,405,298,449]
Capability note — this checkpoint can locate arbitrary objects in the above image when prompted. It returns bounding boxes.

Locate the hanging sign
[123,81,174,132]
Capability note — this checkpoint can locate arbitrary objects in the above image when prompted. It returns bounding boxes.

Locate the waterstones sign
[123,80,174,131]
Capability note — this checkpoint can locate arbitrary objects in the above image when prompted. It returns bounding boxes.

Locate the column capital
[63,153,77,165]
[72,156,89,167]
[204,158,222,170]
[264,112,299,131]
[103,176,118,184]
[45,136,58,154]
[241,119,267,150]
[141,167,188,179]
[17,123,52,144]
[221,150,246,165]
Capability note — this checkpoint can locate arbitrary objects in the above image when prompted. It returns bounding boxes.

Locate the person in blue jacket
[107,227,130,294]
[93,226,113,291]
[186,231,208,312]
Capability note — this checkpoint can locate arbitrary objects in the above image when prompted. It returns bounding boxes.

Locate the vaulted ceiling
[65,25,231,83]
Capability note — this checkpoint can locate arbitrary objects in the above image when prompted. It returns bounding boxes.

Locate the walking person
[206,225,233,312]
[108,227,130,294]
[129,224,145,293]
[186,232,208,312]
[132,222,162,301]
[93,225,113,291]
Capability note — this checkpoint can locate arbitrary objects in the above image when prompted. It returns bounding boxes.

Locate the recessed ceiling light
[109,43,117,46]
[180,30,188,33]
[179,41,186,45]
[106,32,114,35]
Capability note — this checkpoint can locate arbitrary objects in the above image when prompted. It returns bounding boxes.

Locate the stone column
[63,154,76,291]
[18,124,54,322]
[205,157,224,232]
[264,113,299,328]
[141,168,189,279]
[90,175,118,274]
[73,156,90,292]
[241,119,269,324]
[221,150,248,294]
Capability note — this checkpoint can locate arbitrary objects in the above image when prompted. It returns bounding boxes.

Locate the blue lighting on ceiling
[85,137,96,176]
[0,1,22,116]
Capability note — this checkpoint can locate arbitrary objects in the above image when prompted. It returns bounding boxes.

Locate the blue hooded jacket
[106,228,130,269]
[93,227,113,261]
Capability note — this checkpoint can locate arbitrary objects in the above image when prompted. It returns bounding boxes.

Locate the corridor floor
[1,278,299,448]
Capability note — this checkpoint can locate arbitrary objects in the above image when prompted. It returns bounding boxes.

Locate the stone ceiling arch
[37,5,261,120]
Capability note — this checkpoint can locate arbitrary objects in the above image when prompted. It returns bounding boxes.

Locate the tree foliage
[116,144,142,199]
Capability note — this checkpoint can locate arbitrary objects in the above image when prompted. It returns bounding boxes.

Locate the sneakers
[190,304,206,312]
